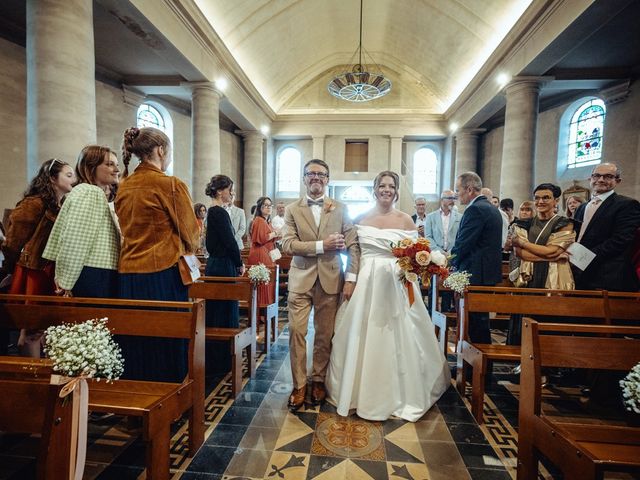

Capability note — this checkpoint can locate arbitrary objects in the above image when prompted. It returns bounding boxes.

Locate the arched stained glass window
[568,99,605,169]
[276,147,301,197]
[137,104,165,130]
[412,147,438,194]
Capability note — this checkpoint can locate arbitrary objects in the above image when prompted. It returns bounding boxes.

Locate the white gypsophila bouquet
[44,318,124,381]
[247,263,271,284]
[620,362,640,414]
[443,271,472,294]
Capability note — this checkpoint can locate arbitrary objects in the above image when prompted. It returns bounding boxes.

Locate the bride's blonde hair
[373,170,400,202]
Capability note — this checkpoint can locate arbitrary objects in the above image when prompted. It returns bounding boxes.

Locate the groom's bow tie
[307,199,324,207]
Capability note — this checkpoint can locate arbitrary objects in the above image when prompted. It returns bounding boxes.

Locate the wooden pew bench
[0,294,205,480]
[189,276,257,398]
[0,357,76,480]
[518,320,640,480]
[428,274,458,356]
[457,287,608,424]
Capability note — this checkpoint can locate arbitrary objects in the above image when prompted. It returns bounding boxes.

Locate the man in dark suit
[573,162,640,292]
[451,172,503,343]
[411,197,427,237]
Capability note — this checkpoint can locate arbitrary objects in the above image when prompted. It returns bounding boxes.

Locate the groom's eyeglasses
[304,172,329,179]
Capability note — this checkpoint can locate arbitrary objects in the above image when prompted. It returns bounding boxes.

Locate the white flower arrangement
[247,263,271,285]
[44,318,124,381]
[620,362,640,414]
[443,271,472,295]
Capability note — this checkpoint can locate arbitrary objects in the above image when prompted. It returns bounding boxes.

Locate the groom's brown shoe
[288,386,306,412]
[311,382,327,405]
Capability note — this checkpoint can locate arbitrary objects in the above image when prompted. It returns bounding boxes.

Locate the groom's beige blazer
[281,197,359,293]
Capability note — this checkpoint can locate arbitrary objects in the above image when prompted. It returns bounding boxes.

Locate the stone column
[312,135,325,161]
[26,0,96,175]
[454,129,484,179]
[186,82,222,205]
[238,131,265,210]
[500,77,546,204]
[389,136,411,213]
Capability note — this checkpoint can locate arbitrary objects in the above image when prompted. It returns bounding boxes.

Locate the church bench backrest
[189,276,257,331]
[0,294,205,382]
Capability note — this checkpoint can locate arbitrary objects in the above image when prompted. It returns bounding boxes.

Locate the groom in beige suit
[282,159,360,411]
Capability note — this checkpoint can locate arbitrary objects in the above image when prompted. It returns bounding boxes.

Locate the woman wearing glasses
[43,146,121,298]
[248,196,279,307]
[510,183,575,289]
[2,158,75,356]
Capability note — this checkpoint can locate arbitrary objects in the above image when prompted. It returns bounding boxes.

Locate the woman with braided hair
[116,126,199,382]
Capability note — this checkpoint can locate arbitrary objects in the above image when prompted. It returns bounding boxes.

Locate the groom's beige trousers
[288,278,340,389]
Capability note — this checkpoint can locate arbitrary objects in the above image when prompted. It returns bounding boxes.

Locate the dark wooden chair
[0,356,76,480]
[0,294,205,480]
[518,319,640,480]
[189,276,257,398]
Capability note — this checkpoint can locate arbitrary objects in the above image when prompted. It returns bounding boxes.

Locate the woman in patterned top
[43,146,121,298]
[2,158,75,356]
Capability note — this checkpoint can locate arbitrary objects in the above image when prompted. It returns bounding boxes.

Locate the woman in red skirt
[1,158,76,356]
[248,196,280,307]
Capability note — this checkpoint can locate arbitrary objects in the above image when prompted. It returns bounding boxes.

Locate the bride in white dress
[326,171,451,422]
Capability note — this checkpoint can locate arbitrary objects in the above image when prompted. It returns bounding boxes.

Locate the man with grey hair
[573,162,640,291]
[411,197,428,237]
[481,187,508,248]
[424,190,461,254]
[451,172,502,343]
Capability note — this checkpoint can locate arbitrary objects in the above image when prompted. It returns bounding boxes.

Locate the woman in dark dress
[204,175,245,376]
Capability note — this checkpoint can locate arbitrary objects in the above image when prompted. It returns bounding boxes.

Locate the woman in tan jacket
[117,126,199,382]
[1,158,75,356]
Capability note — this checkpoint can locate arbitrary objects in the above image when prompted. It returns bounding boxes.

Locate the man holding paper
[572,163,640,292]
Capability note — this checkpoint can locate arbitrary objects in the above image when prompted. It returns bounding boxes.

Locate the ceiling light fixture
[328,0,391,102]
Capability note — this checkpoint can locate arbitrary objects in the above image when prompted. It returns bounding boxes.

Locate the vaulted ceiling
[193,0,532,114]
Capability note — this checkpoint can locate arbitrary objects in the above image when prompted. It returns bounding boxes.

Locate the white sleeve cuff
[315,241,324,255]
[345,272,357,283]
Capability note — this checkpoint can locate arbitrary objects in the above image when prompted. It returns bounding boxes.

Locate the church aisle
[177,330,511,480]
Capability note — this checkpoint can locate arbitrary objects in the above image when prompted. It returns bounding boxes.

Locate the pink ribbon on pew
[53,374,89,480]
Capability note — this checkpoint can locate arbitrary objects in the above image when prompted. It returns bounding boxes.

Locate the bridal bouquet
[44,318,124,381]
[391,237,449,305]
[620,361,640,414]
[247,263,271,285]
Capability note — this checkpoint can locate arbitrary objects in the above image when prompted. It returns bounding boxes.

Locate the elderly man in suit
[282,159,360,411]
[573,162,640,291]
[411,197,428,237]
[451,172,503,343]
[424,189,462,254]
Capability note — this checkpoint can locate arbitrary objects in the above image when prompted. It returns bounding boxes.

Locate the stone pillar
[454,129,484,179]
[26,0,96,175]
[238,131,265,210]
[389,136,411,213]
[187,82,222,205]
[500,77,546,204]
[312,135,325,160]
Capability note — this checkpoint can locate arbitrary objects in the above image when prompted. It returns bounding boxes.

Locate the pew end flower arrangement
[620,362,640,415]
[443,271,472,295]
[43,318,124,480]
[44,318,124,381]
[391,237,449,305]
[247,263,271,285]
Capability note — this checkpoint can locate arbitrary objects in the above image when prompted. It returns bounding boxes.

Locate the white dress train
[326,225,451,422]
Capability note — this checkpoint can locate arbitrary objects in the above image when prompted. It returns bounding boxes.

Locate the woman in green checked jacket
[43,145,121,298]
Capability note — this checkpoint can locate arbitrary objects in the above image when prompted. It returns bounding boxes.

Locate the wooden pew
[189,276,257,398]
[518,320,640,480]
[457,287,608,424]
[253,265,280,354]
[0,357,75,480]
[0,294,205,480]
[276,255,292,298]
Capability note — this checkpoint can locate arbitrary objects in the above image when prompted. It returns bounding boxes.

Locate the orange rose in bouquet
[390,237,449,305]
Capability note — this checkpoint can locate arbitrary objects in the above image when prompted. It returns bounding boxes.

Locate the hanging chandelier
[327,0,392,102]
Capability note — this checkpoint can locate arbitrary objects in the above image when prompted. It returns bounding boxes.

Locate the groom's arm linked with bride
[280,195,360,412]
